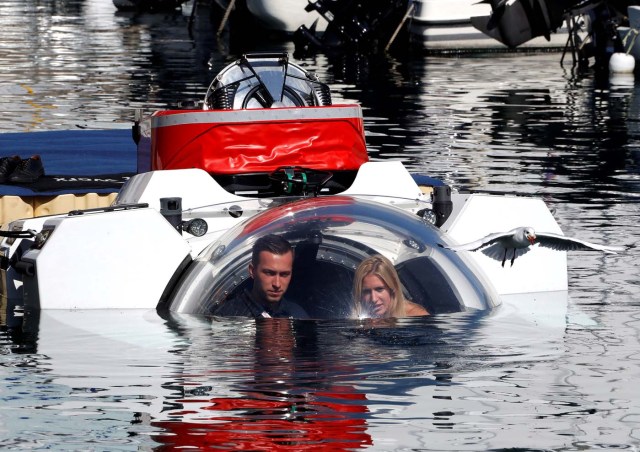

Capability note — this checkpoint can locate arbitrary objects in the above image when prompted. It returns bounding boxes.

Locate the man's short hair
[252,234,293,266]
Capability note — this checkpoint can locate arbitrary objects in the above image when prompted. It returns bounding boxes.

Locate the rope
[217,0,237,37]
[385,2,416,52]
[622,27,640,55]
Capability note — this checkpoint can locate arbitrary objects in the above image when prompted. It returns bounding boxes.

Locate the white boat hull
[245,0,327,33]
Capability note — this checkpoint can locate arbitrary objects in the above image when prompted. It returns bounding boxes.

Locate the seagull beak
[528,234,536,245]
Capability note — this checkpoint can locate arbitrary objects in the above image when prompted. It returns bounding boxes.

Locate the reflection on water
[0,290,637,449]
[152,317,372,450]
[1,0,640,450]
[360,56,640,206]
[0,0,215,131]
[2,307,568,449]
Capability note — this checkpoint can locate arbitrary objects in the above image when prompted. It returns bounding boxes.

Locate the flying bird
[441,226,627,267]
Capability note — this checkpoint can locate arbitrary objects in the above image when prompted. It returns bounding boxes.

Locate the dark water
[2,1,640,450]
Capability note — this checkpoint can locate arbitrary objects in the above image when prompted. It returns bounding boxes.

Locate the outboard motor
[470,0,571,48]
[470,0,628,68]
[293,0,411,55]
[203,53,332,110]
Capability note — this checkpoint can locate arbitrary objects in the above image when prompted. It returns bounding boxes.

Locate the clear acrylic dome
[167,196,499,319]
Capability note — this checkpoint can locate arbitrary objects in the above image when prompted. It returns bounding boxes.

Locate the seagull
[441,226,627,267]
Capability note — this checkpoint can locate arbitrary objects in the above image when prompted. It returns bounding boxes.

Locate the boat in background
[244,0,575,54]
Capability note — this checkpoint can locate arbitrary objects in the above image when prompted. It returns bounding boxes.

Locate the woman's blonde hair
[352,254,407,318]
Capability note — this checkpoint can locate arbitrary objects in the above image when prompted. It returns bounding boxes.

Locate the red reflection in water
[152,319,372,450]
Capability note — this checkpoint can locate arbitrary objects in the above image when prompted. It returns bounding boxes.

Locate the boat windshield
[167,196,499,319]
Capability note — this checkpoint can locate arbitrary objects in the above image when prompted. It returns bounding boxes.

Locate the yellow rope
[622,27,640,54]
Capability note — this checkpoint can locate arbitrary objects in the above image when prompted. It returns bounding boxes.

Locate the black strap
[0,229,37,239]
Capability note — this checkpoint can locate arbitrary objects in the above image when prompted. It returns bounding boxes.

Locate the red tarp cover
[151,105,368,174]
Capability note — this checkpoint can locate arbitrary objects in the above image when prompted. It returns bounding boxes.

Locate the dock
[0,129,136,226]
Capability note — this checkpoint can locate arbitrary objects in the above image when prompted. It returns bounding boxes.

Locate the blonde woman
[352,255,429,319]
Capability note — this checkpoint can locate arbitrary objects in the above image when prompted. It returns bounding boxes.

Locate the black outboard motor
[471,0,631,68]
[470,0,571,48]
[294,0,411,55]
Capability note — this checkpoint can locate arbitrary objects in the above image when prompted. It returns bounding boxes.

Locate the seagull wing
[535,232,627,254]
[445,230,518,252]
